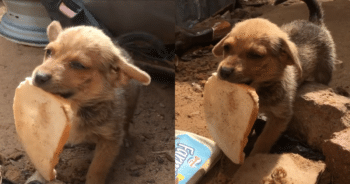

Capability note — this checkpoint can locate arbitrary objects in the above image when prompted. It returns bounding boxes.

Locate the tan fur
[213,13,335,155]
[31,21,151,183]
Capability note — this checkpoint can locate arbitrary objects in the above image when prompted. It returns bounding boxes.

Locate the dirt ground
[175,0,350,183]
[0,2,174,184]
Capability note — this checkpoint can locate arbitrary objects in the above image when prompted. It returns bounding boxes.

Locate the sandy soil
[175,0,350,183]
[0,2,174,184]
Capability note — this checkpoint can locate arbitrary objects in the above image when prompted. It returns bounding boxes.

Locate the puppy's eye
[223,44,230,53]
[70,61,87,70]
[247,52,264,59]
[45,49,52,57]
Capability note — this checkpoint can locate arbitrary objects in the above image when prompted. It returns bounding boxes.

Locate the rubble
[230,153,325,184]
[322,128,350,184]
[287,82,350,151]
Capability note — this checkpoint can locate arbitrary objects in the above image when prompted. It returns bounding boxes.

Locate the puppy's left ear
[110,48,151,87]
[47,21,63,42]
[278,37,302,77]
[212,34,230,57]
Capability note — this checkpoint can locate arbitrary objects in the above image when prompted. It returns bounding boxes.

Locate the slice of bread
[13,78,72,181]
[204,73,259,164]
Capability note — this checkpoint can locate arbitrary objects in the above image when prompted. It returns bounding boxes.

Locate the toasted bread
[204,73,259,164]
[13,78,71,181]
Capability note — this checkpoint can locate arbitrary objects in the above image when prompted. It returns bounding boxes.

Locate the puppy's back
[282,0,335,85]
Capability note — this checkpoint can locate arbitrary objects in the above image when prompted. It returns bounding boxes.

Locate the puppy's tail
[301,0,324,26]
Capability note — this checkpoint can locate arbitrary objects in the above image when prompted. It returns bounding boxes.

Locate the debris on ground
[230,153,325,184]
[323,128,350,184]
[287,82,350,151]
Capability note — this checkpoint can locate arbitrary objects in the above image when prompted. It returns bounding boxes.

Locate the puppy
[213,0,335,155]
[31,21,151,183]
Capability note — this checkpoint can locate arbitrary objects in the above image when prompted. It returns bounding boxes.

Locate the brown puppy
[31,21,151,183]
[213,0,335,155]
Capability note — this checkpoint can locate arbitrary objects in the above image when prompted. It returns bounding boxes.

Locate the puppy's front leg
[250,114,291,156]
[86,138,121,184]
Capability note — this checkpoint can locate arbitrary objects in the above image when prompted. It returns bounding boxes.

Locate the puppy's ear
[212,34,230,57]
[278,37,302,77]
[110,48,151,87]
[47,21,63,42]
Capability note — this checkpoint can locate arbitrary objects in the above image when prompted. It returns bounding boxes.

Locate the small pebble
[135,155,146,165]
[192,82,202,92]
[130,171,141,177]
[165,152,175,162]
[146,179,156,183]
[156,156,164,164]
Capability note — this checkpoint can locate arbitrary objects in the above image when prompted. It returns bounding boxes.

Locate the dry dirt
[0,2,174,184]
[175,0,350,183]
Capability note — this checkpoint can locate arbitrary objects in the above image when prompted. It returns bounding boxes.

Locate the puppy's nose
[219,67,234,79]
[34,72,52,86]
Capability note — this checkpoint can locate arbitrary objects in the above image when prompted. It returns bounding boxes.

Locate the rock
[135,155,147,165]
[334,59,344,70]
[139,135,146,141]
[231,153,325,184]
[335,86,350,97]
[165,151,175,162]
[195,73,207,80]
[130,171,141,177]
[156,156,164,164]
[142,133,154,140]
[129,165,144,171]
[188,111,200,118]
[4,165,21,182]
[322,128,350,184]
[146,179,156,183]
[8,152,23,161]
[192,82,202,92]
[0,152,8,165]
[287,82,350,151]
[159,103,165,108]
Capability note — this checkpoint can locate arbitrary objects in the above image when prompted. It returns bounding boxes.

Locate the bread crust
[204,73,259,164]
[13,78,71,180]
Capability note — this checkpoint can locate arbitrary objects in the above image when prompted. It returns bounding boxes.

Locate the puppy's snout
[34,72,52,86]
[219,67,234,79]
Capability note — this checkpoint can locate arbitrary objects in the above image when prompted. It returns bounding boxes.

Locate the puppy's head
[32,21,151,103]
[213,18,301,86]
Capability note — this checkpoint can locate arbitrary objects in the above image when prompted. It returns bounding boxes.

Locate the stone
[130,171,141,177]
[322,128,350,184]
[4,165,21,182]
[192,82,203,93]
[287,82,350,151]
[0,152,7,165]
[231,153,325,184]
[135,155,147,165]
[159,103,165,108]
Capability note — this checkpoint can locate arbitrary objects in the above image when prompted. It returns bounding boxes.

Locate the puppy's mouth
[54,92,75,99]
[33,83,75,99]
[218,76,253,86]
[240,80,253,86]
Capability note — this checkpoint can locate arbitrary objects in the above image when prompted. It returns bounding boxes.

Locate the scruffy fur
[31,21,151,183]
[213,0,335,155]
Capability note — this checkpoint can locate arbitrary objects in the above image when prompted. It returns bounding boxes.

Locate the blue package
[175,130,221,184]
